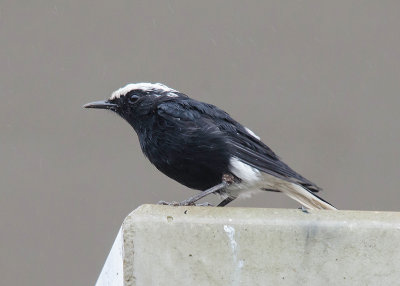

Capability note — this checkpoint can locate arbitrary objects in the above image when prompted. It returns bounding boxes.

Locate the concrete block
[96,205,400,286]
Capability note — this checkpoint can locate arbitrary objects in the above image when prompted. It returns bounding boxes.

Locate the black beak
[83,100,118,110]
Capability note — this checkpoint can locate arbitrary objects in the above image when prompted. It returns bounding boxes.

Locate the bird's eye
[128,94,140,104]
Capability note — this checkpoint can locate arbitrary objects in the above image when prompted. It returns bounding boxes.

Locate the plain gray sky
[1,1,399,285]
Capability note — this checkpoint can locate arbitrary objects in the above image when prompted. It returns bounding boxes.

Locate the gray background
[1,1,399,285]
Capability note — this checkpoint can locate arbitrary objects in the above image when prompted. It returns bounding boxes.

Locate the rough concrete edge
[121,207,140,286]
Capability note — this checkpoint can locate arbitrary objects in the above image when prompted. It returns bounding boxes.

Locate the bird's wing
[157,98,321,192]
[224,128,321,192]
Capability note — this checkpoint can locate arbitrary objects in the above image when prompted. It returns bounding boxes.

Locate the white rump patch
[229,157,260,183]
[245,127,260,140]
[110,83,179,100]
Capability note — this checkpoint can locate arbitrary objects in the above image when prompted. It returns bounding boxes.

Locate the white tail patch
[256,172,336,210]
[280,182,337,210]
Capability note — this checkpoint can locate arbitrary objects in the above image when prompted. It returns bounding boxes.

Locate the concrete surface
[96,204,400,286]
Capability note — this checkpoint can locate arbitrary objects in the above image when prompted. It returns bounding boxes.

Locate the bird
[84,83,336,210]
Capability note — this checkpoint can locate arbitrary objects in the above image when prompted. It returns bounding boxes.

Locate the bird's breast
[139,128,231,191]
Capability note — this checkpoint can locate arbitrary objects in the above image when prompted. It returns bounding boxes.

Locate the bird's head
[84,82,180,130]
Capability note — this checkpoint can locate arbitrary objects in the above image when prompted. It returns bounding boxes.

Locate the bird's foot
[157,200,214,207]
[158,200,180,206]
[194,202,214,207]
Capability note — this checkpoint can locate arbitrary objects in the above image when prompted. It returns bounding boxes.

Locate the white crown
[110,83,178,100]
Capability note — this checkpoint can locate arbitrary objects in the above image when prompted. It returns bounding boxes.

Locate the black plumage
[84,83,336,210]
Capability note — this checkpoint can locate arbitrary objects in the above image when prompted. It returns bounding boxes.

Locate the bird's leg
[217,197,236,207]
[158,173,237,206]
[216,174,241,206]
[176,181,228,206]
